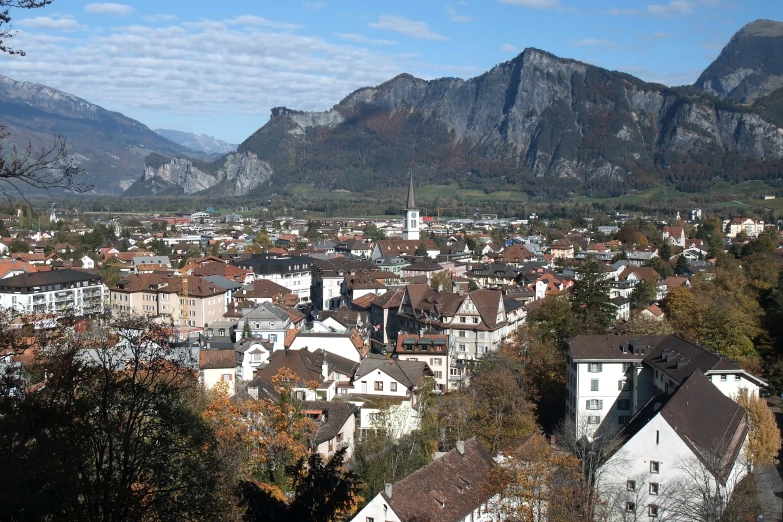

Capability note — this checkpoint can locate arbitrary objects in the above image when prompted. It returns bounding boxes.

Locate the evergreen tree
[570,256,617,334]
[675,254,688,276]
[415,243,428,256]
[658,241,672,262]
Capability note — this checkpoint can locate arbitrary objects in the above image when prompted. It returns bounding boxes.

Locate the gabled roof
[199,349,237,370]
[302,400,358,445]
[618,266,661,282]
[354,354,433,389]
[468,289,505,328]
[371,288,404,309]
[381,438,495,522]
[241,301,291,323]
[248,349,325,397]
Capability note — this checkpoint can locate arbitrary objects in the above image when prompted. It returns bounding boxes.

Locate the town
[1,174,782,521]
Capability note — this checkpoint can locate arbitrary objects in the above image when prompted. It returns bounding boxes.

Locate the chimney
[456,440,465,455]
[322,359,329,379]
[385,483,393,498]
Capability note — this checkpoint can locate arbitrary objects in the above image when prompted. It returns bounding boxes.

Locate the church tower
[402,171,420,241]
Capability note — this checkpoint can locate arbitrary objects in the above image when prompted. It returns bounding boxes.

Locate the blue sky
[2,0,781,143]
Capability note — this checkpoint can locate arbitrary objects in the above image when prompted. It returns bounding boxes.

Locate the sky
[1,0,782,144]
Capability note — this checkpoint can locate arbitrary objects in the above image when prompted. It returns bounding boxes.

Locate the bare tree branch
[0,1,53,56]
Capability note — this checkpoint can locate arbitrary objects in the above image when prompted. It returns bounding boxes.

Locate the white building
[232,255,312,305]
[237,302,292,351]
[723,218,765,238]
[0,269,105,318]
[565,335,765,438]
[402,172,420,241]
[596,371,749,522]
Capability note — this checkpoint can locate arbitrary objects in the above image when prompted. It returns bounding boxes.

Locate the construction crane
[182,276,189,327]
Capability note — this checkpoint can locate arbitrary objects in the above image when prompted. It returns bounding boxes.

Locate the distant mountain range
[154,129,237,156]
[0,75,210,194]
[135,19,783,198]
[2,19,783,198]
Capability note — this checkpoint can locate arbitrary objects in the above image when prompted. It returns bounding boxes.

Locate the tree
[1,1,53,56]
[629,277,657,311]
[305,220,322,242]
[415,242,428,257]
[674,254,688,276]
[735,389,782,467]
[256,228,271,248]
[623,314,674,336]
[658,241,672,262]
[0,315,221,521]
[429,269,451,291]
[570,257,617,334]
[239,447,361,522]
[485,434,583,522]
[527,295,580,346]
[362,222,385,242]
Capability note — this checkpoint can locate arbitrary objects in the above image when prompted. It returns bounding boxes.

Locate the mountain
[154,129,237,155]
[137,37,783,198]
[695,19,783,103]
[0,75,205,194]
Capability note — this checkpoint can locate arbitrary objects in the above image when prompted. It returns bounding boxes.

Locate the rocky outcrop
[142,152,272,196]
[695,19,783,102]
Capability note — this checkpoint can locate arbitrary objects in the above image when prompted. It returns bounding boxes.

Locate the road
[755,397,783,522]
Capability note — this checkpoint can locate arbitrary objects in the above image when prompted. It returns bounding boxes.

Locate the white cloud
[336,33,396,45]
[445,5,473,23]
[84,3,136,16]
[500,43,517,52]
[571,38,623,49]
[225,16,300,30]
[498,0,561,9]
[15,16,82,31]
[0,17,421,142]
[368,15,448,41]
[646,1,694,17]
[302,1,327,10]
[142,14,178,23]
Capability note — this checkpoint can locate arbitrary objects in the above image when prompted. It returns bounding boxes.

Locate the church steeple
[402,170,420,241]
[406,170,416,209]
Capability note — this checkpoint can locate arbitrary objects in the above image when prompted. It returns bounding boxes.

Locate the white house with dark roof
[302,400,358,460]
[0,269,104,318]
[595,371,749,521]
[237,302,292,350]
[565,334,766,438]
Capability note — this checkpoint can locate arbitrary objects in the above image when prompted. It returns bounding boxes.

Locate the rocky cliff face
[140,151,272,195]
[131,22,783,197]
[694,19,783,102]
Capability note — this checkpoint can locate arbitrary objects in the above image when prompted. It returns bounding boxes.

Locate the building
[395,333,450,391]
[302,400,358,461]
[662,226,686,247]
[199,349,237,395]
[110,274,229,328]
[565,335,765,437]
[237,302,293,350]
[349,438,495,522]
[0,269,104,317]
[722,218,765,238]
[231,255,312,305]
[369,289,404,348]
[596,371,749,521]
[311,257,378,311]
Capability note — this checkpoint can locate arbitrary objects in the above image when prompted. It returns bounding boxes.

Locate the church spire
[406,169,416,209]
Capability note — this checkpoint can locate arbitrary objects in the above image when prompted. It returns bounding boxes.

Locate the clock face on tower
[410,212,417,218]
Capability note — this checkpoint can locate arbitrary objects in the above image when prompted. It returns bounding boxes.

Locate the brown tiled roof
[567,335,667,360]
[344,273,386,290]
[499,243,536,263]
[377,239,438,257]
[468,289,504,328]
[645,303,664,317]
[664,276,689,289]
[371,289,404,309]
[619,266,661,282]
[233,279,292,299]
[382,437,495,522]
[248,349,324,396]
[199,349,237,370]
[302,400,358,445]
[194,261,253,282]
[112,274,229,297]
[284,328,300,348]
[351,293,377,309]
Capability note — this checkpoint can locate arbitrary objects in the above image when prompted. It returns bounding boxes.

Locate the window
[473,317,479,324]
[460,316,466,323]
[591,379,599,391]
[458,331,466,338]
[656,430,660,444]
[648,505,659,517]
[735,374,741,381]
[618,415,629,425]
[221,373,233,382]
[626,480,636,492]
[625,502,635,513]
[720,374,727,382]
[374,381,383,391]
[390,382,397,392]
[587,415,601,425]
[588,363,602,373]
[251,353,263,362]
[618,379,630,391]
[434,371,442,379]
[650,461,660,473]
[367,518,375,522]
[618,399,630,410]
[649,483,659,495]
[459,344,466,351]
[586,399,603,410]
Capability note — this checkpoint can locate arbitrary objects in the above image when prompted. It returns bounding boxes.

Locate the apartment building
[310,257,377,311]
[110,274,229,328]
[231,255,312,305]
[0,269,104,317]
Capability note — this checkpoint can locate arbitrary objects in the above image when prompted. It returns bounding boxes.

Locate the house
[395,333,451,392]
[319,306,367,332]
[311,257,378,311]
[335,238,372,258]
[400,259,444,283]
[287,328,367,362]
[369,289,404,348]
[498,243,537,266]
[302,400,358,460]
[595,371,749,522]
[347,355,434,438]
[132,256,171,273]
[349,438,495,522]
[372,239,440,260]
[0,269,104,318]
[232,279,294,304]
[564,335,766,438]
[641,303,665,321]
[199,349,237,395]
[550,238,574,260]
[662,226,685,247]
[237,302,292,350]
[342,272,387,306]
[236,339,273,380]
